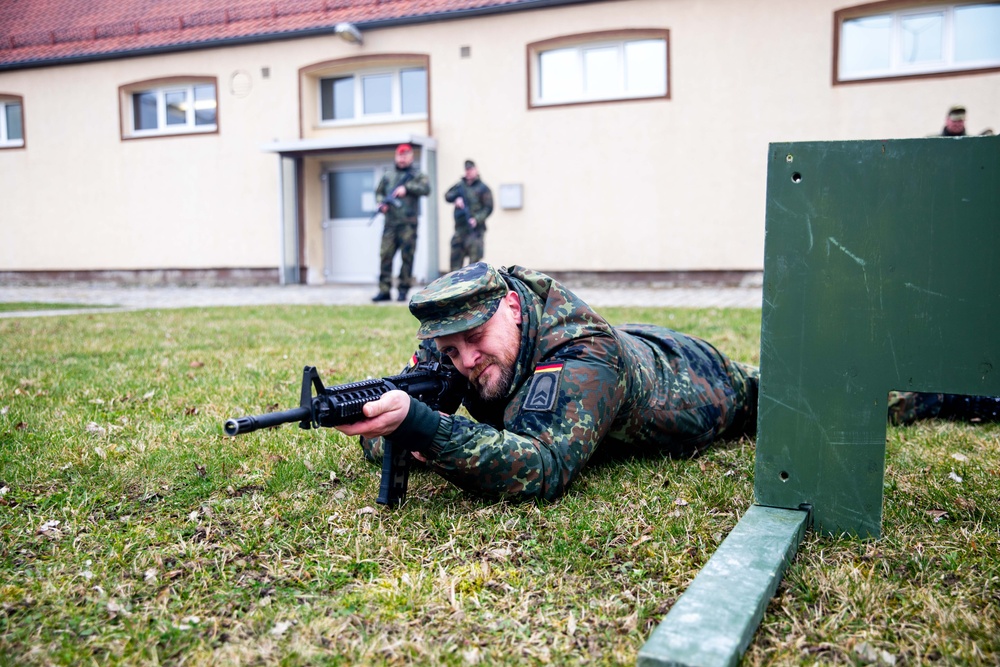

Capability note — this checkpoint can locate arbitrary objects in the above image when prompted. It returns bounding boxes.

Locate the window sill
[836,64,1000,85]
[316,114,428,129]
[123,126,219,140]
[530,93,668,110]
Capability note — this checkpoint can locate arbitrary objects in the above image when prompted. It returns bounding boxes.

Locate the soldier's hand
[455,197,465,209]
[392,185,407,198]
[334,390,411,439]
[468,218,477,228]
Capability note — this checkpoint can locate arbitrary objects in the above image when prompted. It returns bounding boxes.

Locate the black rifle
[368,169,415,226]
[224,360,467,506]
[453,181,471,227]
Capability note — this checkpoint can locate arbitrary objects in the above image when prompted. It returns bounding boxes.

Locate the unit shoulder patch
[523,362,563,412]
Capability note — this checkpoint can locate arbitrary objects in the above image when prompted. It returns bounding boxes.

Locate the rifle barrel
[224,406,311,436]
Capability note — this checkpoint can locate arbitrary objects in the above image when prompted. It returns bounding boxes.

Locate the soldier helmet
[409,262,509,340]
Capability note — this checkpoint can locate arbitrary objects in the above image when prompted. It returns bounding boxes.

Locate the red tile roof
[0,0,575,69]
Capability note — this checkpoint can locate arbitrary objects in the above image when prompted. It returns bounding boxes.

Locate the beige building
[1,0,998,286]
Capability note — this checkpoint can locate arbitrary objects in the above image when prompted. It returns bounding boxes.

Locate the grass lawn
[1,305,997,666]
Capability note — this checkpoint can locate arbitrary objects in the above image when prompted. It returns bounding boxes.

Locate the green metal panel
[637,506,808,667]
[756,136,1000,537]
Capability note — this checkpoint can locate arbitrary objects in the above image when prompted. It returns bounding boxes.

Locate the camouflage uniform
[362,263,759,501]
[445,176,493,271]
[375,163,430,295]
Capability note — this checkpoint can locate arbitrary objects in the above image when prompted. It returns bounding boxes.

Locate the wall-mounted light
[499,184,523,210]
[334,22,363,45]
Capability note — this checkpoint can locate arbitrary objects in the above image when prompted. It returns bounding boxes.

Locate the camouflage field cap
[409,262,508,339]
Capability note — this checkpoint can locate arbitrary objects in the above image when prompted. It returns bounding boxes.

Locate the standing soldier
[444,160,494,271]
[373,144,430,302]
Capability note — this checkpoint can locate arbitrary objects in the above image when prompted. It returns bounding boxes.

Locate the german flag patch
[523,362,563,412]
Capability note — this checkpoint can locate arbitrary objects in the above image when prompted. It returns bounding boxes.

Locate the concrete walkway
[0,282,763,318]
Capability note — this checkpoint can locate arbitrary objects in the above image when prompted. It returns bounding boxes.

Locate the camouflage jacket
[444,177,494,231]
[375,165,430,225]
[367,266,757,501]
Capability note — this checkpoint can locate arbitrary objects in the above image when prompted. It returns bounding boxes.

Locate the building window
[836,2,1000,82]
[529,30,669,108]
[122,79,218,138]
[0,97,24,148]
[320,66,428,122]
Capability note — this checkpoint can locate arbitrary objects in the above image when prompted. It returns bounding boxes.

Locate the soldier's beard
[464,305,522,402]
[470,335,520,401]
[473,359,515,401]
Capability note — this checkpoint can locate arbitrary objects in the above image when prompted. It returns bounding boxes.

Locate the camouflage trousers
[379,223,417,293]
[887,391,1000,425]
[449,227,485,272]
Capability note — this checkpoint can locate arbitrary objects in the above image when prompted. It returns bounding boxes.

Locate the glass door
[322,164,384,283]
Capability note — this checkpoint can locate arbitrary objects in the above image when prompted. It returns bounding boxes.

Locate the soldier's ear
[504,290,522,325]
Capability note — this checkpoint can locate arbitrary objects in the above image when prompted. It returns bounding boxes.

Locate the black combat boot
[372,292,391,302]
[397,289,408,302]
[939,394,1000,423]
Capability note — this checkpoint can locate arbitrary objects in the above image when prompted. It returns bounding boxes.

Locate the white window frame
[529,31,669,108]
[836,2,1000,82]
[125,81,218,138]
[0,98,24,148]
[319,66,428,126]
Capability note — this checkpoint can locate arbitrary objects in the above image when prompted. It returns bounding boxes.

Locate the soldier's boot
[939,394,1000,423]
[397,289,409,302]
[372,292,392,302]
[723,362,759,439]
